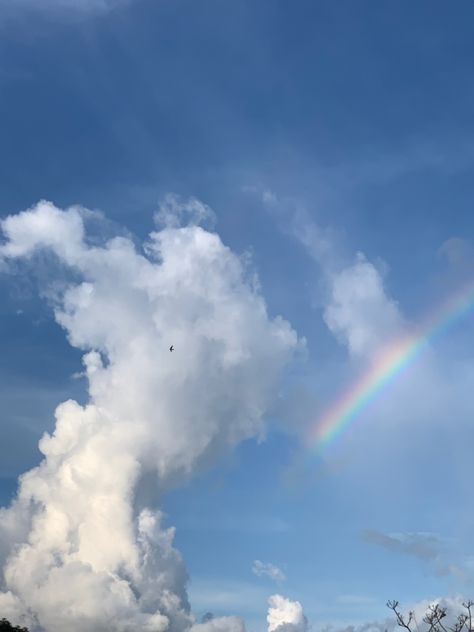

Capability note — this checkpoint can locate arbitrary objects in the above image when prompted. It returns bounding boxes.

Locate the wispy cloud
[252,560,286,583]
[362,530,473,582]
[362,529,443,561]
[248,186,338,271]
[0,0,130,19]
[254,186,405,360]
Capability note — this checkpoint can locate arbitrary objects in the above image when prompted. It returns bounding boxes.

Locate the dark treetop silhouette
[0,619,29,632]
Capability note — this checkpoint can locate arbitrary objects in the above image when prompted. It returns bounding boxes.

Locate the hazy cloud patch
[252,560,286,583]
[362,530,472,582]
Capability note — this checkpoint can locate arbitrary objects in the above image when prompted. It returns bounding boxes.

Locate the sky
[1,1,474,631]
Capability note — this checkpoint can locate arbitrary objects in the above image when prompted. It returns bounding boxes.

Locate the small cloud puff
[267,595,307,632]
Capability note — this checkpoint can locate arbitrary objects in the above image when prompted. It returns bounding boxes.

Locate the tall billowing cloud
[0,200,300,631]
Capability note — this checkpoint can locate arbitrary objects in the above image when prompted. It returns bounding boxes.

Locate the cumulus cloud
[322,252,404,359]
[252,560,286,582]
[259,188,404,360]
[0,199,300,631]
[267,595,307,632]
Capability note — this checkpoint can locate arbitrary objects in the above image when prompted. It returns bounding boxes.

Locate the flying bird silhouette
[169,345,174,352]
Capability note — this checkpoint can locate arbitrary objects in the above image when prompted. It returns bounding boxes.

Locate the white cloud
[267,595,307,632]
[259,189,404,360]
[252,560,286,583]
[0,199,300,631]
[257,189,336,271]
[322,252,404,359]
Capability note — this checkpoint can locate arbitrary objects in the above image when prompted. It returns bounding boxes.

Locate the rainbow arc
[309,281,474,450]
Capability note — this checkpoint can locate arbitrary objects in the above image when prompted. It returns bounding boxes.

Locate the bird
[169,345,174,352]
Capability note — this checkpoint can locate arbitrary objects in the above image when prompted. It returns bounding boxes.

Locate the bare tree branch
[388,600,474,632]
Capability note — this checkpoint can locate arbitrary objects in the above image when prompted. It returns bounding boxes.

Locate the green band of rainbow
[309,281,474,450]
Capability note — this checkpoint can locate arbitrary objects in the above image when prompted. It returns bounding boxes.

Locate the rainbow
[309,280,474,451]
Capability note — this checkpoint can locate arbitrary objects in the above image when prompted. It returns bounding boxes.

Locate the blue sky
[1,2,474,632]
